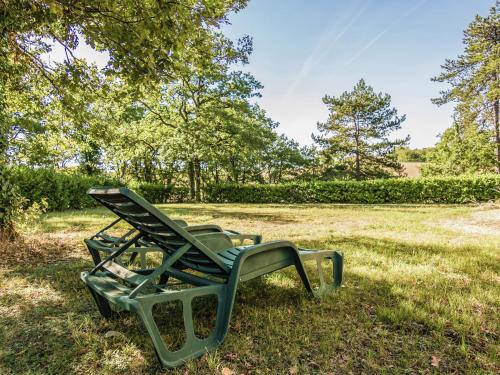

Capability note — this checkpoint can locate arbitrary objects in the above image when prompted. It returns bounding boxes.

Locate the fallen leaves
[104,330,122,339]
[431,355,441,368]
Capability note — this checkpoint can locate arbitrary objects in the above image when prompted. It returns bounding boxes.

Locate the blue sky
[222,0,494,148]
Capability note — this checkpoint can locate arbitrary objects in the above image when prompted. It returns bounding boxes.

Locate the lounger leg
[132,284,232,369]
[86,286,115,319]
[333,251,343,287]
[293,260,314,295]
[158,273,169,286]
[87,247,102,266]
[297,250,343,295]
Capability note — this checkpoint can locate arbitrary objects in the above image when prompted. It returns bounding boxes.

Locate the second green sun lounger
[86,216,262,268]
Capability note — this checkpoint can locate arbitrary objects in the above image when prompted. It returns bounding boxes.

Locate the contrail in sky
[281,0,372,103]
[345,0,428,65]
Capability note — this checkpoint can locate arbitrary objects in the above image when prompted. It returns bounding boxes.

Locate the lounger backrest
[88,187,230,275]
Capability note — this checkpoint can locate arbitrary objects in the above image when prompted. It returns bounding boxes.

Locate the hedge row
[10,168,500,209]
[204,176,500,204]
[11,168,188,210]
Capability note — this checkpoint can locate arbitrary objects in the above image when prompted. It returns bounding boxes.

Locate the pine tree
[432,2,500,173]
[313,79,408,180]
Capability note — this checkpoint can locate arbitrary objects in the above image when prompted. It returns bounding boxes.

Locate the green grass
[1,203,499,374]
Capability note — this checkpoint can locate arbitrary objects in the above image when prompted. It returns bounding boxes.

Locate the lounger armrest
[194,232,234,252]
[297,248,341,261]
[185,224,224,233]
[231,241,299,281]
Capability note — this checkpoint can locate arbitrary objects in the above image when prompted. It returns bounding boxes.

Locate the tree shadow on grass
[1,234,498,374]
[304,235,500,272]
[40,206,299,233]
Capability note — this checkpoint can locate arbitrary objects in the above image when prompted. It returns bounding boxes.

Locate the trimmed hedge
[11,168,188,210]
[11,167,124,210]
[10,168,500,209]
[205,176,500,204]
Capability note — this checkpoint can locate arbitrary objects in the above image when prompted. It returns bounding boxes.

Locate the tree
[431,3,500,173]
[395,147,433,162]
[421,112,496,176]
[313,79,409,180]
[0,1,248,83]
[127,33,261,200]
[0,0,249,237]
[263,134,311,183]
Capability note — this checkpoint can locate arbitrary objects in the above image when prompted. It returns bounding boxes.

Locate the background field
[1,203,499,374]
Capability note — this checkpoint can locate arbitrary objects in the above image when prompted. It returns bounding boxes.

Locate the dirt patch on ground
[440,208,500,236]
[0,232,88,268]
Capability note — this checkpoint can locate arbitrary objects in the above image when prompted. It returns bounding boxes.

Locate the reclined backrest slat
[92,194,130,204]
[88,187,230,276]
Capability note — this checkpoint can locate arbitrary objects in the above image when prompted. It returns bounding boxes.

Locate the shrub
[11,167,190,210]
[205,176,500,204]
[11,167,124,210]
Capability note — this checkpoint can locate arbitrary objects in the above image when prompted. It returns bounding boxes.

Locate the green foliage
[11,167,123,210]
[314,79,409,180]
[11,167,189,210]
[395,147,433,162]
[13,198,48,236]
[205,176,500,204]
[422,122,496,176]
[0,0,255,190]
[0,0,248,84]
[432,3,500,173]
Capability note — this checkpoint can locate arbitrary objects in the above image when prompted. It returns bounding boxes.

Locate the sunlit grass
[1,203,498,374]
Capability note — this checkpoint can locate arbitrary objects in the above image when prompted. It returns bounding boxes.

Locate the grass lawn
[0,203,499,374]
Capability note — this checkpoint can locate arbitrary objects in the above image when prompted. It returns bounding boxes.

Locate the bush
[11,167,124,210]
[11,168,189,210]
[205,176,500,204]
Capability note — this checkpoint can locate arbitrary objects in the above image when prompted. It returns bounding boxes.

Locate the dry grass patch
[0,203,498,374]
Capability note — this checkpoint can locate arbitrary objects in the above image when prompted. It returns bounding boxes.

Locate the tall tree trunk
[143,159,151,183]
[230,158,238,183]
[187,160,195,200]
[494,98,500,174]
[194,157,201,202]
[214,164,219,185]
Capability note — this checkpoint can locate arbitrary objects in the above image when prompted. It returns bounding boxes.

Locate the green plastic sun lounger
[81,187,343,368]
[86,216,261,268]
